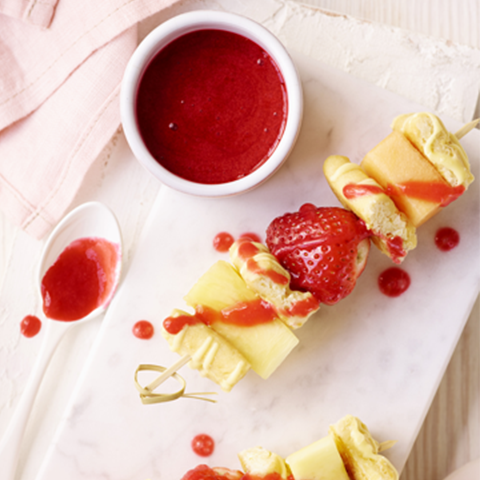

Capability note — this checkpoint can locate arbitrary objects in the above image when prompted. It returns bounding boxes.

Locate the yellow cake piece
[324,155,417,263]
[229,239,319,329]
[392,112,474,189]
[329,415,399,480]
[161,309,251,392]
[238,447,291,480]
[361,130,454,227]
[286,435,350,480]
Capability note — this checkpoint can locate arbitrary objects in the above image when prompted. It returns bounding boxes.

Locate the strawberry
[266,204,371,305]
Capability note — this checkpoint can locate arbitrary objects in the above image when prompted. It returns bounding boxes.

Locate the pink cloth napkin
[0,0,179,238]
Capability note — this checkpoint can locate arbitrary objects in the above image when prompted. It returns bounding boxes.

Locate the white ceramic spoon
[0,201,122,480]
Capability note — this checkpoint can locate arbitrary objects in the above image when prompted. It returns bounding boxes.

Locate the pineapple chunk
[286,436,350,480]
[184,260,299,379]
[185,260,257,310]
[361,131,451,227]
[238,446,291,479]
[161,309,250,392]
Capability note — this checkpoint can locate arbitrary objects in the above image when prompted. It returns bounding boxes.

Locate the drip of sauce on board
[213,232,235,253]
[378,267,411,297]
[132,320,154,339]
[191,434,215,457]
[435,227,460,251]
[20,315,42,338]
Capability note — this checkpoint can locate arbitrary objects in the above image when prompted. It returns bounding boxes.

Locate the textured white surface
[0,1,479,479]
[31,52,480,480]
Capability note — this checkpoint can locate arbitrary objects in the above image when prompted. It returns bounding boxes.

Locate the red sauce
[284,295,319,317]
[385,181,465,207]
[245,258,289,285]
[237,240,261,260]
[343,183,384,199]
[213,232,235,253]
[435,227,460,251]
[191,434,215,457]
[221,298,277,326]
[20,315,42,338]
[132,320,154,339]
[378,267,411,297]
[41,237,119,321]
[181,465,293,480]
[163,299,277,334]
[239,232,262,243]
[163,314,200,335]
[237,239,290,285]
[136,29,287,185]
[181,465,242,480]
[385,235,407,264]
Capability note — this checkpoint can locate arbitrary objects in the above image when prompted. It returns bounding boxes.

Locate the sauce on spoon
[40,237,120,321]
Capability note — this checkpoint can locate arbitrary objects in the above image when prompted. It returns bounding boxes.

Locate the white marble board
[34,51,480,480]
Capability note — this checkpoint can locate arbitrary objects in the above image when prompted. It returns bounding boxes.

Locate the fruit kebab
[180,415,399,480]
[136,207,372,402]
[135,112,476,401]
[324,112,476,263]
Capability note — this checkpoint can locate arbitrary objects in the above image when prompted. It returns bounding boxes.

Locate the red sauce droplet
[136,30,287,185]
[239,232,262,243]
[386,182,464,207]
[435,227,460,251]
[213,232,235,252]
[191,434,215,457]
[378,267,411,297]
[132,320,154,339]
[41,237,119,321]
[20,315,42,338]
[343,183,384,199]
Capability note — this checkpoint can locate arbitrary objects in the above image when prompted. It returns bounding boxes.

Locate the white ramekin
[120,10,303,197]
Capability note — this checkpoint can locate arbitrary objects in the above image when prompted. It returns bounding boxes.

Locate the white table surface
[0,1,478,479]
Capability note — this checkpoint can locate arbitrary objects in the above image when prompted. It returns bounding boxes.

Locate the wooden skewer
[144,354,191,392]
[134,358,217,404]
[455,118,479,139]
[378,439,397,452]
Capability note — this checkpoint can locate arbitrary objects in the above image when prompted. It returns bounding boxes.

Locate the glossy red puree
[435,227,460,251]
[181,464,294,480]
[378,267,410,297]
[343,183,384,199]
[41,237,119,321]
[213,232,235,252]
[136,29,287,184]
[163,300,277,334]
[191,434,215,457]
[385,181,464,207]
[132,320,154,339]
[20,315,42,338]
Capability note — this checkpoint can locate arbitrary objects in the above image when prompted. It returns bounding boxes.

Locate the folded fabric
[0,0,179,238]
[0,0,60,27]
